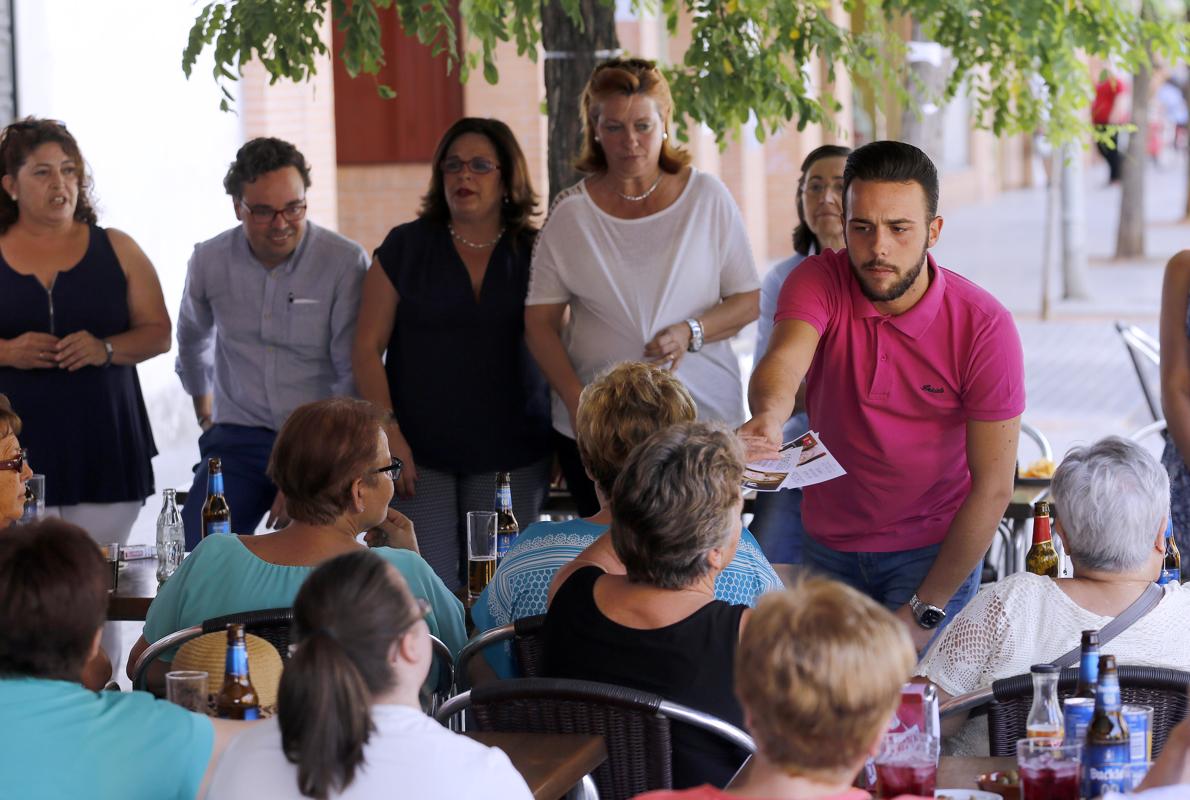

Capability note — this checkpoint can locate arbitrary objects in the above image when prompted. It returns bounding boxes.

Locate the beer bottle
[1161,519,1182,586]
[215,623,260,720]
[1075,630,1100,699]
[1025,501,1060,578]
[201,457,232,538]
[1083,654,1130,798]
[1025,664,1064,742]
[495,471,519,561]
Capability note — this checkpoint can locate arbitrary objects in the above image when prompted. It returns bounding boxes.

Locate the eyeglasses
[440,156,499,175]
[397,597,431,634]
[0,448,26,473]
[239,200,308,225]
[372,457,404,482]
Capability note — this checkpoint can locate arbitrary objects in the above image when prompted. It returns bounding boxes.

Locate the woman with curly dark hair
[353,118,551,589]
[0,118,169,546]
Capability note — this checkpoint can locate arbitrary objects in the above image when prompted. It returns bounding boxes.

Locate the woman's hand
[644,321,694,370]
[55,330,108,371]
[387,425,419,498]
[364,508,419,553]
[1,332,60,369]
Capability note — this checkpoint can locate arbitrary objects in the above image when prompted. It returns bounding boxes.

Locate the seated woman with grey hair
[918,436,1190,755]
[543,421,751,789]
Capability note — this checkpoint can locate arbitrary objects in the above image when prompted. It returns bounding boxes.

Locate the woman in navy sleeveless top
[353,118,551,589]
[0,119,170,544]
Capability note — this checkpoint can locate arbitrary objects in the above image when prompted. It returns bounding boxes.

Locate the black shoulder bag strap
[1050,582,1165,669]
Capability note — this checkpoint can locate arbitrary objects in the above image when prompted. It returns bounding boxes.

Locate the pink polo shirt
[774,249,1024,552]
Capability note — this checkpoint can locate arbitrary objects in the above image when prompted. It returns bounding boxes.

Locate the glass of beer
[466,511,498,605]
[1017,739,1081,800]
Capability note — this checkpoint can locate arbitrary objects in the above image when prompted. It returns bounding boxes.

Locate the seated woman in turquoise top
[0,519,244,799]
[472,363,781,678]
[128,398,466,689]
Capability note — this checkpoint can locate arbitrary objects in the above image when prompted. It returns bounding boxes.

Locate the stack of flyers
[742,431,846,491]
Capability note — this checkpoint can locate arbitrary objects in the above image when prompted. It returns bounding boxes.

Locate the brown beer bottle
[201,457,232,538]
[495,471,519,562]
[215,624,260,720]
[1025,501,1060,578]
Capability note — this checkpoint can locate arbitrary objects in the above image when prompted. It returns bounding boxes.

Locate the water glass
[166,671,210,714]
[1017,739,1081,800]
[466,511,498,604]
[874,734,938,798]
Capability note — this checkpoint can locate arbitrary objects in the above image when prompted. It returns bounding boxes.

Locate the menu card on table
[742,431,846,491]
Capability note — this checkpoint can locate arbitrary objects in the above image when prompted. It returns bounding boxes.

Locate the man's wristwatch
[909,593,946,629]
[685,318,704,352]
[102,340,114,367]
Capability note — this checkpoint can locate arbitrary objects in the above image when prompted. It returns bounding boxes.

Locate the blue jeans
[802,534,981,648]
[749,412,810,564]
[182,424,279,550]
[750,488,805,564]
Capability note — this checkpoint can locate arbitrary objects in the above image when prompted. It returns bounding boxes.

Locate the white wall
[16,0,247,539]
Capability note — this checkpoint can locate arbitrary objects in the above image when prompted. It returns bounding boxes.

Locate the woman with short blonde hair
[525,57,760,517]
[636,577,917,799]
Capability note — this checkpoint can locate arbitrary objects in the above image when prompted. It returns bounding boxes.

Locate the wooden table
[108,557,157,621]
[465,731,607,800]
[937,755,1016,790]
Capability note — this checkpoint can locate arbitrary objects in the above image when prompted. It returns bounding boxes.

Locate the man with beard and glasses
[176,138,368,548]
[740,140,1023,651]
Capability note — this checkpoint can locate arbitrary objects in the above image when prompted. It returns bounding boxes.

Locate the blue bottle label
[1160,567,1181,585]
[209,472,224,495]
[496,486,512,509]
[1081,650,1099,687]
[497,531,516,559]
[1084,744,1131,797]
[226,643,249,676]
[206,520,231,536]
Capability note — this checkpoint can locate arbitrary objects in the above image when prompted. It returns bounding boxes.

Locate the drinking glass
[1017,739,1081,800]
[20,474,44,522]
[874,734,938,798]
[166,670,210,714]
[466,511,498,605]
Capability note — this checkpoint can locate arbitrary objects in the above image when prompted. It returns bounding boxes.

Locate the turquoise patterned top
[144,535,467,659]
[471,519,784,676]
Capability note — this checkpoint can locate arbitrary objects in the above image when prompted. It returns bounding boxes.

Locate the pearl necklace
[614,172,664,202]
[449,224,504,249]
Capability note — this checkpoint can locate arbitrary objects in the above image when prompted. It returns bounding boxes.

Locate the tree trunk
[1060,144,1090,299]
[540,0,619,205]
[1115,62,1150,258]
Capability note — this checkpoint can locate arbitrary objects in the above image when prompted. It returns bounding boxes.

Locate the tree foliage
[183,0,1188,144]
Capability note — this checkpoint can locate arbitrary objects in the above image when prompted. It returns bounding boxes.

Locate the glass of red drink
[1017,739,1082,800]
[874,735,938,798]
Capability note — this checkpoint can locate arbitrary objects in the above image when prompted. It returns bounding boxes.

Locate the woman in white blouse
[524,57,759,516]
[918,436,1190,755]
[207,550,531,800]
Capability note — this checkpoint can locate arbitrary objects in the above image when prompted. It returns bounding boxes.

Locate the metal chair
[455,614,547,690]
[1115,321,1162,422]
[434,677,755,800]
[426,634,455,716]
[940,665,1190,757]
[1020,421,1055,463]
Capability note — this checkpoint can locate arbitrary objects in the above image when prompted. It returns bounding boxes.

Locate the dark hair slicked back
[842,140,939,219]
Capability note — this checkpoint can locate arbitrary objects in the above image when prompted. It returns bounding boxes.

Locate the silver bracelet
[685,318,704,352]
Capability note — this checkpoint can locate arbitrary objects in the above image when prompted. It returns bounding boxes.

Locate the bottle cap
[1034,501,1051,517]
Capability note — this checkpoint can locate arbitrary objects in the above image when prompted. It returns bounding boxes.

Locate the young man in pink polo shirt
[740,141,1024,650]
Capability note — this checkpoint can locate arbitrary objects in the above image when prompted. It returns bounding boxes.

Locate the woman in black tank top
[544,422,751,789]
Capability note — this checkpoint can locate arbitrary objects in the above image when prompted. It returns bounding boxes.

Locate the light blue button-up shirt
[175,222,368,431]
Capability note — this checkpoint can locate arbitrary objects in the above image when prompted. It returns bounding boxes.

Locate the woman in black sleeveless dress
[0,118,169,545]
[544,421,752,789]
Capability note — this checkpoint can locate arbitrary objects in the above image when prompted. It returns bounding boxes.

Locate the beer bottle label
[1083,744,1130,797]
[206,520,231,536]
[1160,568,1180,585]
[210,473,224,495]
[497,486,512,510]
[1081,651,1099,687]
